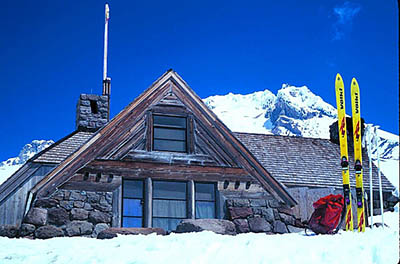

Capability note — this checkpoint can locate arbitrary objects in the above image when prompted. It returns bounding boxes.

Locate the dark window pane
[153,200,187,218]
[195,183,215,201]
[154,115,186,128]
[122,217,142,228]
[153,139,186,152]
[153,181,187,199]
[153,218,183,231]
[123,180,143,198]
[123,198,143,217]
[154,127,185,141]
[195,201,215,219]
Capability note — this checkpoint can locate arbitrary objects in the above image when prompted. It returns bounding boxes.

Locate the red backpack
[307,194,345,235]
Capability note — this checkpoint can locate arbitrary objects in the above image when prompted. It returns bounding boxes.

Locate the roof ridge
[233,131,332,141]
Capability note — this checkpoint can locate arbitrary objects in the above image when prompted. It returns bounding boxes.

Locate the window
[122,180,144,227]
[153,115,187,152]
[152,180,187,231]
[195,183,216,219]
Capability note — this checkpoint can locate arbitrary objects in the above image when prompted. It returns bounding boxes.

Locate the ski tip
[351,77,358,87]
[336,73,342,81]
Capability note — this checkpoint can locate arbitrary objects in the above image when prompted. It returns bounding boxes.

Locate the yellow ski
[335,73,354,231]
[351,77,365,232]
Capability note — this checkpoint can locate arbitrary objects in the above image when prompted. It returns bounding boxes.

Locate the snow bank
[0,211,398,264]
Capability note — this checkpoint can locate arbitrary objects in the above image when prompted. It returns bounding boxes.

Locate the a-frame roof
[30,70,297,207]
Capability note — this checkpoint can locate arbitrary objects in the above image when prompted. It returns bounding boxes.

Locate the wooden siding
[101,115,147,160]
[0,163,41,204]
[111,185,122,227]
[0,163,55,226]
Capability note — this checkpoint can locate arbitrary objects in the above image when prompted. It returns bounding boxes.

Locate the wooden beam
[188,180,195,219]
[60,181,121,192]
[60,174,122,192]
[112,185,122,227]
[85,160,248,175]
[144,178,152,228]
[78,160,253,183]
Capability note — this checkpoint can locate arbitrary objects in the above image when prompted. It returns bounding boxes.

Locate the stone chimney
[76,94,109,132]
[329,117,365,145]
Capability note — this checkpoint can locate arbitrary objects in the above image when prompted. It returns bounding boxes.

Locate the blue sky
[0,0,398,161]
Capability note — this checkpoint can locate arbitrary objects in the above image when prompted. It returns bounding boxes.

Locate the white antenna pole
[374,126,385,227]
[103,3,110,81]
[366,125,374,228]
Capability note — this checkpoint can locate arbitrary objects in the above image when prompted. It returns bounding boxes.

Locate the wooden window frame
[194,182,217,219]
[121,179,145,228]
[121,178,219,229]
[152,180,188,230]
[146,111,194,154]
[153,115,187,153]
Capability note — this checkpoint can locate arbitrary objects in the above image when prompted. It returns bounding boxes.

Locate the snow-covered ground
[0,211,398,264]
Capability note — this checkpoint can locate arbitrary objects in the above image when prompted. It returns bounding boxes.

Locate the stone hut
[0,70,396,239]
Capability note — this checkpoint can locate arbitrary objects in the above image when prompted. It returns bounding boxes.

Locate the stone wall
[226,198,305,234]
[76,94,109,131]
[16,189,113,239]
[0,189,307,239]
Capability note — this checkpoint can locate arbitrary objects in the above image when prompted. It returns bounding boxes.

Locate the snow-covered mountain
[204,84,338,138]
[1,140,54,167]
[204,84,399,190]
[0,140,53,185]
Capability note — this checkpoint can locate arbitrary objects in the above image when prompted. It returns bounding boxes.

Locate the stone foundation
[226,198,305,234]
[0,190,306,238]
[18,189,113,239]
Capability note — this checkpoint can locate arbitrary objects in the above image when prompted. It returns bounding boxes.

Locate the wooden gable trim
[30,70,296,207]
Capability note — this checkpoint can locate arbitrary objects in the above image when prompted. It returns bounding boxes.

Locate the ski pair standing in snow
[334,74,365,232]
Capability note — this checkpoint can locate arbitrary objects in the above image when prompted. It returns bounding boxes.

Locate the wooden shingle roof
[234,132,395,192]
[32,131,94,164]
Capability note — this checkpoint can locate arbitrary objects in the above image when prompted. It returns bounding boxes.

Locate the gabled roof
[234,132,395,192]
[30,70,297,207]
[0,131,93,205]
